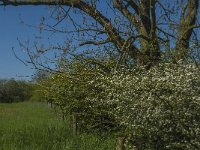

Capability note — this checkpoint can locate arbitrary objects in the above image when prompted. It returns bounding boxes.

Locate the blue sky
[0,6,50,80]
[0,4,105,81]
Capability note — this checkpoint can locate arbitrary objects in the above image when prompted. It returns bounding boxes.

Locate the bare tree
[1,0,199,69]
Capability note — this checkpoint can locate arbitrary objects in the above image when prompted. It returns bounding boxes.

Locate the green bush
[41,69,119,133]
[0,79,33,103]
[37,58,119,133]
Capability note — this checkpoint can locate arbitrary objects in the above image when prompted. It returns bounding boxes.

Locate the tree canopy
[1,0,199,70]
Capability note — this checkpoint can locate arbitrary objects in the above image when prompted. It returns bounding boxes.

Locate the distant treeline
[0,79,33,103]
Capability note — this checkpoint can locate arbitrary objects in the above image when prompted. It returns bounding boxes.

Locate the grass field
[0,102,115,150]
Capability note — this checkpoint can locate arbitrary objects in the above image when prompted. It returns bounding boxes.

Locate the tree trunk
[137,0,160,67]
[139,38,160,68]
[72,113,78,136]
[175,0,199,62]
[116,137,126,150]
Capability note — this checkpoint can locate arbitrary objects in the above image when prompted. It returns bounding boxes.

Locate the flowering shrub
[90,63,200,149]
[41,62,200,149]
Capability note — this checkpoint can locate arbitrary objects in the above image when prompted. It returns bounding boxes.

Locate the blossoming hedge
[42,62,200,149]
[91,63,200,149]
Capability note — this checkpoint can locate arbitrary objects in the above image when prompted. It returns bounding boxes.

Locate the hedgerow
[41,62,200,149]
[91,63,200,149]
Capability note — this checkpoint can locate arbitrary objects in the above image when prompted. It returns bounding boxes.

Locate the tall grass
[0,102,115,150]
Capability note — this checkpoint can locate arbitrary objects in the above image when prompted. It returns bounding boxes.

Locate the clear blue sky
[0,6,50,80]
[0,4,100,81]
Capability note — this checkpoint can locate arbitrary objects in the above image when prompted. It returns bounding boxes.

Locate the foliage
[41,61,120,133]
[40,62,200,149]
[29,80,49,102]
[28,69,52,102]
[91,62,200,149]
[0,79,33,103]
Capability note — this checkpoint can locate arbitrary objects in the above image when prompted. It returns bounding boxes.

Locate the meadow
[0,102,115,150]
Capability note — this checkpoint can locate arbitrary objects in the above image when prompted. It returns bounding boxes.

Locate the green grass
[0,102,115,150]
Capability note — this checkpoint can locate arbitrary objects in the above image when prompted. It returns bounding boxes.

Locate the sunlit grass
[0,102,115,150]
